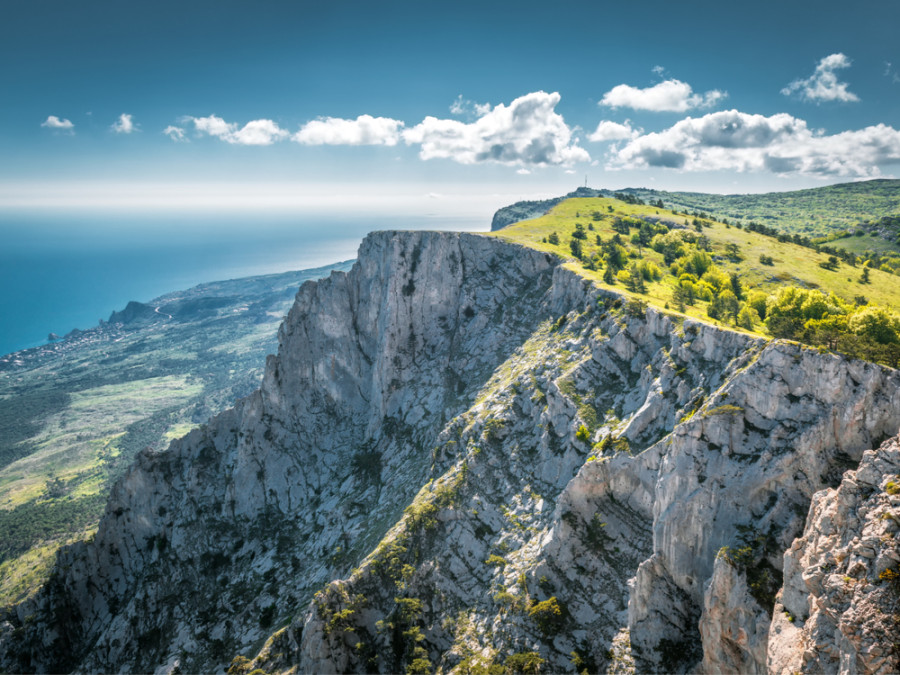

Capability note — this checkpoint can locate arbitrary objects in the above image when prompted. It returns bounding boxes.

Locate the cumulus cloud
[600,79,726,112]
[588,120,640,142]
[782,53,859,102]
[111,113,136,134]
[402,91,589,166]
[41,115,74,130]
[189,115,288,145]
[606,109,900,177]
[164,125,186,141]
[292,114,404,145]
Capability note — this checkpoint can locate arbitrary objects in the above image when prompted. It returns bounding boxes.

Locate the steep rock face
[243,252,900,674]
[769,435,900,675]
[3,229,900,675]
[632,344,900,672]
[0,231,560,674]
[699,554,771,674]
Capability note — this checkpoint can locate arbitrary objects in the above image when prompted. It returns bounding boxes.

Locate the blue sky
[3,0,900,214]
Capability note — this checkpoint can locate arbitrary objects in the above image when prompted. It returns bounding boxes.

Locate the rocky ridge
[1,230,899,674]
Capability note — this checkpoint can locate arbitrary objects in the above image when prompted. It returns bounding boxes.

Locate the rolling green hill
[626,179,900,244]
[493,180,900,254]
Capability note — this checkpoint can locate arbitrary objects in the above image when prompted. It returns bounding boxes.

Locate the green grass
[0,525,96,608]
[490,197,900,335]
[828,233,900,255]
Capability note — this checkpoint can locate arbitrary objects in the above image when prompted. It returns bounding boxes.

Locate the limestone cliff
[1,230,899,674]
[768,435,900,675]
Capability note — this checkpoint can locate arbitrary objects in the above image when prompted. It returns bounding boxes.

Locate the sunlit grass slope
[491,197,900,337]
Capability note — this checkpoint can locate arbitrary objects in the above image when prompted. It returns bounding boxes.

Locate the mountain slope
[2,231,900,674]
[492,180,900,251]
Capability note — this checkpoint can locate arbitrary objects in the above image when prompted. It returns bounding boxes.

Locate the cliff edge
[2,230,899,674]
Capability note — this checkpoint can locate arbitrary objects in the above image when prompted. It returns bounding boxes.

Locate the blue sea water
[0,209,487,357]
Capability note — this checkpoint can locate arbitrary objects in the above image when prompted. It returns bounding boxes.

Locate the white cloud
[781,53,859,102]
[516,168,531,175]
[41,115,74,130]
[588,120,640,142]
[600,79,726,112]
[884,61,900,85]
[292,114,404,146]
[607,109,900,177]
[450,95,491,118]
[189,115,288,145]
[111,113,136,134]
[402,91,589,166]
[164,126,186,141]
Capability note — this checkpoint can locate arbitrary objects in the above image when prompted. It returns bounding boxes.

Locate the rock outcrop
[769,435,900,675]
[2,229,899,674]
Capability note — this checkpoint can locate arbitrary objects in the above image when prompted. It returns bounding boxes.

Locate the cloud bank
[177,94,588,166]
[600,79,726,112]
[606,109,900,177]
[782,53,859,102]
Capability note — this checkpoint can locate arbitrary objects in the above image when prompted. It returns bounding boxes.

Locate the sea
[0,209,488,357]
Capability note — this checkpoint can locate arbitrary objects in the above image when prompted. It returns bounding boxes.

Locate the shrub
[625,298,647,318]
[575,425,590,443]
[528,597,565,635]
[705,404,743,417]
[505,652,544,675]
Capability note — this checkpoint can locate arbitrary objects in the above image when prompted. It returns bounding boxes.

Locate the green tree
[737,304,759,330]
[569,238,583,259]
[729,272,744,300]
[746,290,768,320]
[602,265,616,285]
[848,306,900,344]
[627,264,647,293]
